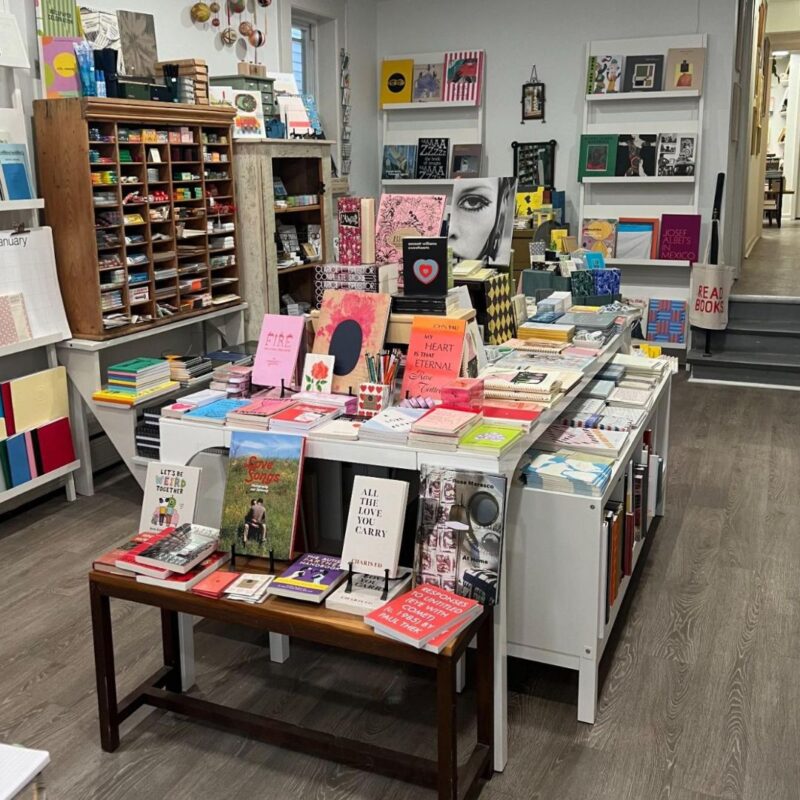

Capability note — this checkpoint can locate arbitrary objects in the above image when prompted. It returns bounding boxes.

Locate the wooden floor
[2,373,799,799]
[737,219,800,297]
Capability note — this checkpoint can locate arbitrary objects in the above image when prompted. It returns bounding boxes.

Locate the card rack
[32,98,241,340]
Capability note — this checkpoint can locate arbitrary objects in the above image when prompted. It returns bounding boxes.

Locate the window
[291,20,314,95]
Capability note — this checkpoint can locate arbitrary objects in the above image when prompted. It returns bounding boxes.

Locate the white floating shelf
[0,198,45,212]
[382,100,479,110]
[633,338,688,351]
[381,178,454,185]
[606,258,691,268]
[586,90,701,102]
[0,332,65,359]
[583,176,695,184]
[0,460,80,506]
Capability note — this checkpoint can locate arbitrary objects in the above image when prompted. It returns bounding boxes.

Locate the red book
[0,382,15,435]
[482,400,542,424]
[337,197,376,265]
[191,569,239,598]
[115,529,175,579]
[94,532,161,576]
[365,583,482,648]
[136,551,230,591]
[34,417,76,473]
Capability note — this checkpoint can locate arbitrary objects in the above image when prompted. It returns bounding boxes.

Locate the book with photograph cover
[414,465,507,606]
[218,431,306,561]
[656,133,697,177]
[381,144,417,180]
[134,523,219,574]
[450,144,482,179]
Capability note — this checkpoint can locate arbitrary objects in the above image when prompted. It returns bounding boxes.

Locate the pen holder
[358,382,390,418]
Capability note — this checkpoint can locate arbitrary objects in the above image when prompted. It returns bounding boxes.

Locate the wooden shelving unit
[33,98,241,340]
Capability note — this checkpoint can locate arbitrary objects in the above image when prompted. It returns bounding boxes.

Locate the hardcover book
[0,144,34,201]
[451,144,482,179]
[340,476,409,577]
[646,298,687,344]
[268,553,346,603]
[622,55,665,92]
[416,137,450,180]
[658,214,701,261]
[219,431,306,561]
[312,289,391,394]
[139,462,201,532]
[581,218,617,258]
[252,313,305,388]
[415,466,508,605]
[615,133,657,177]
[402,236,448,296]
[664,47,705,92]
[401,315,467,400]
[586,54,625,94]
[94,531,159,576]
[8,366,68,433]
[337,196,376,265]
[374,193,447,266]
[578,134,618,180]
[656,133,697,177]
[381,144,417,180]
[136,551,230,591]
[380,58,414,105]
[412,62,443,102]
[33,417,75,473]
[134,523,219,574]
[114,532,174,579]
[616,218,659,260]
[326,570,413,616]
[442,50,485,105]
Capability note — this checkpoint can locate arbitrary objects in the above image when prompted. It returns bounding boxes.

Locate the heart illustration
[413,258,439,285]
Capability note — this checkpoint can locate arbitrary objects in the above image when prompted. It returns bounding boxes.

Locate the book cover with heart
[312,290,392,394]
[402,236,448,297]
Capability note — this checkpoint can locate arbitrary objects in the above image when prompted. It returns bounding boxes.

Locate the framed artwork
[512,139,556,188]
[521,81,545,121]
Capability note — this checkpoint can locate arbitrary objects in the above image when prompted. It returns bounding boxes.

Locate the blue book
[6,434,31,487]
[184,398,249,422]
[0,144,34,201]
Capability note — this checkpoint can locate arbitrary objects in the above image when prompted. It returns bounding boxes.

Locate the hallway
[736,219,800,297]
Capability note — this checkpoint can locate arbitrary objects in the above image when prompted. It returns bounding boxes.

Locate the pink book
[442,50,485,105]
[411,407,479,436]
[252,314,305,388]
[375,194,447,266]
[24,430,38,478]
[338,197,376,265]
[229,398,295,418]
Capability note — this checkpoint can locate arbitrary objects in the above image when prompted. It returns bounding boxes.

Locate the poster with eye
[416,137,450,180]
[448,177,518,265]
[312,290,391,394]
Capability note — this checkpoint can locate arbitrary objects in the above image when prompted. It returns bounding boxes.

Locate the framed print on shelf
[521,81,545,122]
[512,139,556,188]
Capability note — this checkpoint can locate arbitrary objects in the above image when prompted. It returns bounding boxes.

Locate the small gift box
[358,382,390,418]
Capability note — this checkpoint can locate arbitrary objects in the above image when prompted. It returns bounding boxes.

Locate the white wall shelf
[0,199,45,212]
[0,460,80,506]
[606,258,691,268]
[380,178,455,186]
[585,89,701,102]
[382,100,479,110]
[583,176,695,184]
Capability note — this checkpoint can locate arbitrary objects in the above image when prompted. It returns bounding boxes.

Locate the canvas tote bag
[689,219,735,330]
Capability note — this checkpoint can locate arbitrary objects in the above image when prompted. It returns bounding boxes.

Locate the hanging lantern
[238,20,254,37]
[228,0,246,13]
[220,26,238,45]
[249,29,265,47]
[209,1,220,11]
[190,2,211,23]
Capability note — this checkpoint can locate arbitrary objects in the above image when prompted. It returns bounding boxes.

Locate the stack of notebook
[161,388,227,419]
[408,407,482,451]
[359,407,427,444]
[167,354,214,387]
[210,364,252,398]
[94,358,177,406]
[536,424,628,459]
[458,423,524,456]
[607,387,653,408]
[268,402,342,432]
[225,397,296,430]
[482,369,563,406]
[523,450,615,496]
[516,321,575,343]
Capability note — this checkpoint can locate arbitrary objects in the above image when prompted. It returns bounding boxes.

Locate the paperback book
[268,553,346,603]
[134,523,220,574]
[136,551,230,591]
[325,570,413,617]
[139,462,201,532]
[381,144,417,179]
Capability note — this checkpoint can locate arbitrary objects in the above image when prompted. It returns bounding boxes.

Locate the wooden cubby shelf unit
[33,98,241,340]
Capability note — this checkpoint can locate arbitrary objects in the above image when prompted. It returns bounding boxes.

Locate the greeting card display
[301,353,334,393]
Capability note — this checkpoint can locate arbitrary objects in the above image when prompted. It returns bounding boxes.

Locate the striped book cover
[646,298,687,344]
[442,50,485,105]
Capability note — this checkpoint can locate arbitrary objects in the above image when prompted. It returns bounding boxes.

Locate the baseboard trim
[688,376,800,392]
[729,294,800,304]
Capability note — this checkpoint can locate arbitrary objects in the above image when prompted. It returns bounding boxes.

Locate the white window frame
[291,16,317,96]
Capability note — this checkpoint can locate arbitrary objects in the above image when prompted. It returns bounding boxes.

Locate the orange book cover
[400,316,467,400]
[192,569,238,598]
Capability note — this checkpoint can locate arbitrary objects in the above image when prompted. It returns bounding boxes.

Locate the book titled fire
[365,583,482,648]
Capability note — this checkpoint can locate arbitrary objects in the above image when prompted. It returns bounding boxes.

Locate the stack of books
[94,524,228,590]
[516,321,575,343]
[359,407,427,444]
[408,407,482,451]
[206,345,256,369]
[458,422,525,457]
[167,354,214,387]
[365,583,483,652]
[93,358,178,407]
[523,450,614,496]
[560,398,646,431]
[581,378,616,400]
[537,424,628,459]
[309,415,364,441]
[482,400,542,432]
[184,397,250,424]
[222,572,276,604]
[161,388,227,419]
[225,397,296,430]
[611,353,668,378]
[607,387,653,409]
[326,570,413,616]
[210,364,252,397]
[268,402,342,433]
[482,370,563,406]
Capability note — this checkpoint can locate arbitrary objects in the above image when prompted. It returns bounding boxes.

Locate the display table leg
[176,613,196,691]
[578,655,599,724]
[69,385,94,496]
[162,609,184,693]
[89,583,119,751]
[436,657,458,800]
[269,632,290,663]
[455,655,466,694]
[476,611,494,778]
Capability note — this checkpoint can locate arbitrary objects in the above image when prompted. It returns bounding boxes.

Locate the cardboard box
[237,62,267,78]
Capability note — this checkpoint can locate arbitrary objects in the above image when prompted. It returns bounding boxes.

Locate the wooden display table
[89,565,494,800]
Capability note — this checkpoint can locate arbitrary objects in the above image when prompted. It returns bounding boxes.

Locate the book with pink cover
[338,197,376,265]
[252,314,305,388]
[374,194,447,266]
[227,397,296,419]
[411,407,480,436]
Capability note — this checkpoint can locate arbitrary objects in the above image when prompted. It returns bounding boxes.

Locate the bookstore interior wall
[376,0,737,243]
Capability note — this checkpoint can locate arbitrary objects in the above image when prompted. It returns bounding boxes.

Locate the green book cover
[0,440,11,489]
[219,431,305,561]
[578,134,618,181]
[108,357,166,373]
[459,423,523,452]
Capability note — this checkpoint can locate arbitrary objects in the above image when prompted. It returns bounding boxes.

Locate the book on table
[114,532,174,579]
[268,402,341,432]
[139,462,201,533]
[358,407,427,443]
[457,423,524,456]
[308,415,364,441]
[267,553,347,603]
[94,531,161,576]
[191,569,239,599]
[524,450,615,496]
[223,572,276,603]
[325,569,412,617]
[133,523,220,574]
[537,424,628,459]
[340,476,410,578]
[136,551,230,591]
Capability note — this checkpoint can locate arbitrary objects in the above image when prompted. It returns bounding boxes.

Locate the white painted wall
[376,0,737,246]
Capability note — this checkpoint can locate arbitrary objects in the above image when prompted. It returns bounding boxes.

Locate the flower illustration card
[302,354,334,393]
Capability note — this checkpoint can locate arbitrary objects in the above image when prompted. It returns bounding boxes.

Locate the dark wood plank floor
[1,373,797,799]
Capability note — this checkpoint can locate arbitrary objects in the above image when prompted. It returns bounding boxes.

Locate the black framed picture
[512,140,556,188]
[521,82,545,121]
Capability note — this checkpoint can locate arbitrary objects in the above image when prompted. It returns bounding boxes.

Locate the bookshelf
[32,98,241,340]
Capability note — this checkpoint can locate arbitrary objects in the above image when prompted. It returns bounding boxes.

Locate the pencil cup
[358,383,390,418]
